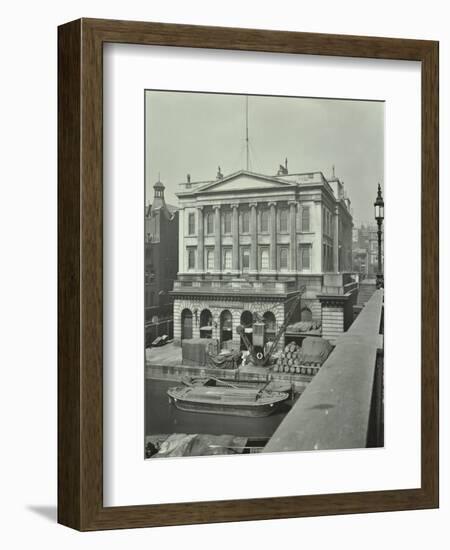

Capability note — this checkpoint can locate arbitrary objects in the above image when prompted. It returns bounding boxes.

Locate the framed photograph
[58,18,439,530]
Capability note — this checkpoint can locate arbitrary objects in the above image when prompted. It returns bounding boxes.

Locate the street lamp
[374,183,384,289]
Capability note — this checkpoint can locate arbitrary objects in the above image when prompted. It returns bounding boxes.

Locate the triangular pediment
[182,171,296,196]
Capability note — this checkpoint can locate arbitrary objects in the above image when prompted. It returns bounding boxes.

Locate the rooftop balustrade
[172,277,300,295]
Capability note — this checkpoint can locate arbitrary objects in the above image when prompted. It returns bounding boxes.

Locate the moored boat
[167,385,289,417]
[181,375,293,394]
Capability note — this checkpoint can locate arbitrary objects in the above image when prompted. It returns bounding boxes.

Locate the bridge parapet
[264,289,384,453]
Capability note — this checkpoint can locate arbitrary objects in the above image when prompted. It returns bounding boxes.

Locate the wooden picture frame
[58,18,439,531]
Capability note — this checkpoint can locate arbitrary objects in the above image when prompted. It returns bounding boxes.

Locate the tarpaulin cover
[154,434,248,457]
[182,338,216,366]
[206,351,241,370]
[298,336,333,365]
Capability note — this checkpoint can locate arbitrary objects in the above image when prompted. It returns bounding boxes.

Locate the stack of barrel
[272,342,321,376]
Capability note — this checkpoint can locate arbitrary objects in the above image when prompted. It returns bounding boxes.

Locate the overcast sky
[145,91,384,225]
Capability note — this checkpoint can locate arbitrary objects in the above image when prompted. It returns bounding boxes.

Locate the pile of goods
[286,320,322,333]
[206,350,242,370]
[182,338,219,367]
[272,337,333,376]
[151,334,169,347]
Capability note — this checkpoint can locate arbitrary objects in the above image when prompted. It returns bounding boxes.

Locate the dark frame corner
[58,18,439,531]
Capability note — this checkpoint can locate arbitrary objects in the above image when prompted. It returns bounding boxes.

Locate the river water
[145,379,297,439]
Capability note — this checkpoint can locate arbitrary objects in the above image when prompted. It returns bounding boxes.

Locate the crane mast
[237,286,306,367]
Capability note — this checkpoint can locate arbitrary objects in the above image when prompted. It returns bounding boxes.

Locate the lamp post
[374,183,384,289]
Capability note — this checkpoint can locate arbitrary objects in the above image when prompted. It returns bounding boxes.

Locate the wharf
[145,343,312,391]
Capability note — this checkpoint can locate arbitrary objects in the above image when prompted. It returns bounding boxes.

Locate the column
[289,201,297,271]
[178,209,184,274]
[249,202,258,272]
[269,201,277,271]
[333,205,339,272]
[197,206,204,272]
[214,205,221,271]
[315,201,323,273]
[231,203,239,271]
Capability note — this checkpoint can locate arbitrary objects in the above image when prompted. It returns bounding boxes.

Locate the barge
[167,384,289,417]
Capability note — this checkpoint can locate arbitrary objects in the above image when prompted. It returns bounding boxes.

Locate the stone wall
[319,290,358,343]
[173,297,287,349]
[321,304,345,342]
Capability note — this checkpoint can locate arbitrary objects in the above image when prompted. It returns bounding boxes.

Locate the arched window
[200,309,213,339]
[263,311,276,332]
[181,309,193,340]
[300,307,312,322]
[240,310,253,328]
[220,310,233,344]
[239,310,253,350]
[200,309,212,327]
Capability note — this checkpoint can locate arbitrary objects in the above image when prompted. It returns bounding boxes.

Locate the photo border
[58,18,438,530]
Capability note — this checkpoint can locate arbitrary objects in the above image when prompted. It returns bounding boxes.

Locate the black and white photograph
[144,90,384,459]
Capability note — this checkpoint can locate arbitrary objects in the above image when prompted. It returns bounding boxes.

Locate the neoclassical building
[171,164,354,348]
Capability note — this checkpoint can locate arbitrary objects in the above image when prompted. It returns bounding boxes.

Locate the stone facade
[173,297,287,348]
[171,166,354,349]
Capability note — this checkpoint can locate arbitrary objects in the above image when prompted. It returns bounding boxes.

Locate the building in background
[145,179,178,346]
[352,224,382,278]
[171,162,355,347]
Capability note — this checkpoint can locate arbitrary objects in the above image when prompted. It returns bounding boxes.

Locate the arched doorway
[263,311,276,344]
[220,310,232,347]
[300,307,312,322]
[240,310,254,351]
[181,308,193,340]
[199,309,213,339]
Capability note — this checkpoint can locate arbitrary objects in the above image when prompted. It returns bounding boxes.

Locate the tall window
[260,247,269,270]
[188,212,195,235]
[206,248,214,270]
[299,244,311,270]
[279,247,289,270]
[260,209,269,232]
[223,248,232,270]
[241,210,250,233]
[279,208,288,232]
[223,210,232,234]
[241,248,250,271]
[187,247,196,270]
[301,206,310,232]
[206,211,214,234]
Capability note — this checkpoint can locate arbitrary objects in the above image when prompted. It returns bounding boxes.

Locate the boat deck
[169,386,288,405]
